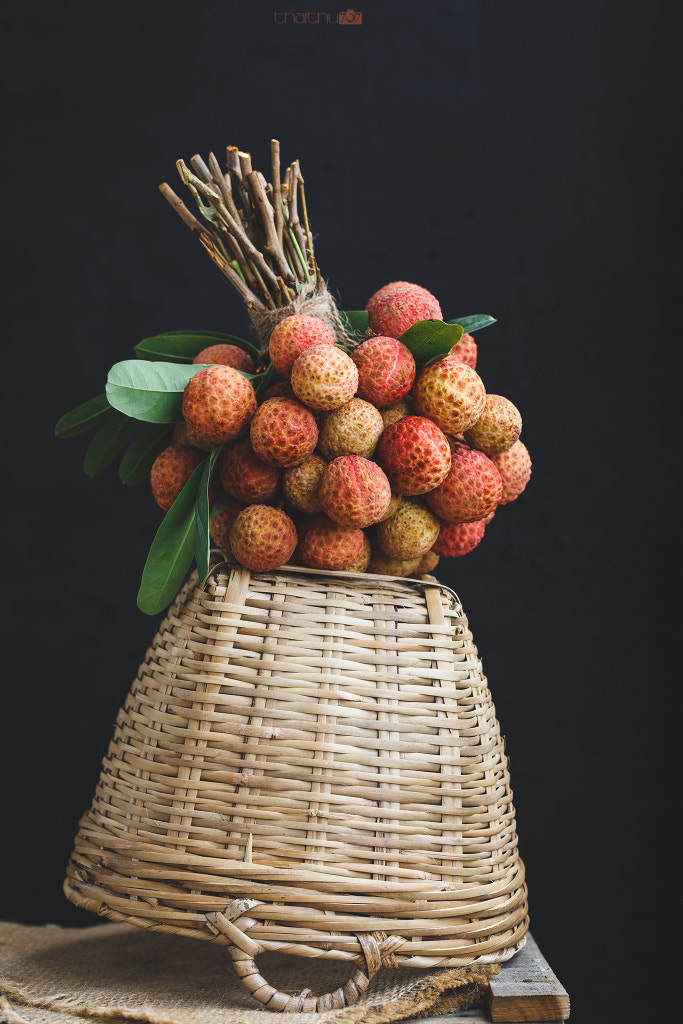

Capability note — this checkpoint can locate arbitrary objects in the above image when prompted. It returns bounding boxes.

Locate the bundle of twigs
[160,141,345,347]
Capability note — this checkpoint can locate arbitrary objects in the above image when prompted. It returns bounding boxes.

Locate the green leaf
[83,410,138,477]
[105,360,217,423]
[398,319,464,366]
[252,361,280,400]
[55,394,111,438]
[447,314,497,334]
[340,310,369,343]
[134,331,260,364]
[137,460,206,615]
[118,423,175,487]
[194,446,223,584]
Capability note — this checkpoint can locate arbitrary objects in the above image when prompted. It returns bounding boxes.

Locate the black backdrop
[2,2,676,1022]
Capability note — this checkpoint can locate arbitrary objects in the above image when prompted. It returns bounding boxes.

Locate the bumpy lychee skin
[351,336,416,409]
[249,397,319,467]
[209,500,248,556]
[366,286,442,339]
[229,505,297,572]
[365,281,432,310]
[317,398,385,459]
[182,365,257,445]
[318,455,392,528]
[381,397,413,429]
[375,415,451,495]
[150,444,205,511]
[377,491,402,523]
[416,549,440,574]
[432,518,487,558]
[376,499,441,561]
[443,332,477,370]
[296,514,365,570]
[343,534,372,573]
[463,394,522,456]
[268,314,337,378]
[282,454,327,513]
[290,345,359,411]
[172,420,213,452]
[413,360,486,436]
[491,440,532,504]
[367,547,422,578]
[218,438,281,503]
[426,443,503,524]
[193,343,255,373]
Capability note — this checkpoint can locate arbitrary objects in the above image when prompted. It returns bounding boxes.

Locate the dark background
[2,2,676,1022]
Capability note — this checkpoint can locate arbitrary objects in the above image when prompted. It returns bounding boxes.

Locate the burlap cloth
[0,923,499,1024]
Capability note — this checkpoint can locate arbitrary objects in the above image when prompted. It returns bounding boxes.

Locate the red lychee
[282,454,327,513]
[365,281,434,309]
[432,518,487,558]
[366,286,442,338]
[426,443,502,524]
[172,420,213,453]
[268,314,337,378]
[343,534,372,573]
[318,455,392,528]
[375,415,451,495]
[229,505,297,572]
[150,444,205,512]
[193,343,255,373]
[381,397,414,429]
[491,440,532,504]
[249,396,319,467]
[209,500,248,556]
[182,365,257,446]
[443,332,477,370]
[351,336,416,408]
[464,394,522,456]
[290,345,359,411]
[218,438,281,503]
[296,514,365,570]
[317,398,385,459]
[413,359,486,436]
[375,499,441,561]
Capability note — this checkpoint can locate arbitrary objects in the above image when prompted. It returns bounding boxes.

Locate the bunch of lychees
[151,281,531,577]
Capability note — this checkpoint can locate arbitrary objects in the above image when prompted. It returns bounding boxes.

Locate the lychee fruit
[262,381,296,401]
[443,332,477,370]
[172,420,213,453]
[150,444,205,512]
[378,491,402,522]
[318,455,392,528]
[317,398,385,459]
[413,360,486,436]
[365,281,434,309]
[366,285,442,338]
[182,365,257,446]
[282,454,327,513]
[375,415,451,495]
[229,505,297,572]
[375,499,441,561]
[268,314,337,378]
[290,345,359,411]
[432,518,487,558]
[463,395,522,456]
[209,500,248,556]
[381,397,413,429]
[249,396,319,467]
[193,343,255,373]
[296,514,365,570]
[351,336,416,408]
[490,440,532,504]
[416,549,440,574]
[367,547,422,578]
[426,443,502,523]
[343,534,372,573]
[218,438,281,503]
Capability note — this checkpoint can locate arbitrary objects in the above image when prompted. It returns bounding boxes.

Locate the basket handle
[206,902,403,1012]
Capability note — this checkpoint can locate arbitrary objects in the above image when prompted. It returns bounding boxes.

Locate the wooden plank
[485,934,570,1022]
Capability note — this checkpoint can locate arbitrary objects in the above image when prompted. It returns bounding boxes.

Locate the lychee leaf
[137,460,205,615]
[398,319,464,367]
[106,360,217,423]
[82,410,138,477]
[194,446,223,584]
[118,423,175,487]
[55,394,112,438]
[134,331,260,364]
[446,314,497,334]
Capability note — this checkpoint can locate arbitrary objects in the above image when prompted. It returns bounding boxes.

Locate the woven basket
[64,562,529,1012]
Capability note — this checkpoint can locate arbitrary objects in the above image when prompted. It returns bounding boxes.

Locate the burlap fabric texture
[0,922,499,1024]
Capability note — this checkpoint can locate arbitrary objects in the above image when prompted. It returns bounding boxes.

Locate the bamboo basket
[64,562,529,1012]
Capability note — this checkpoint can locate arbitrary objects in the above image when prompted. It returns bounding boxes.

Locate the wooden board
[403,934,570,1023]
